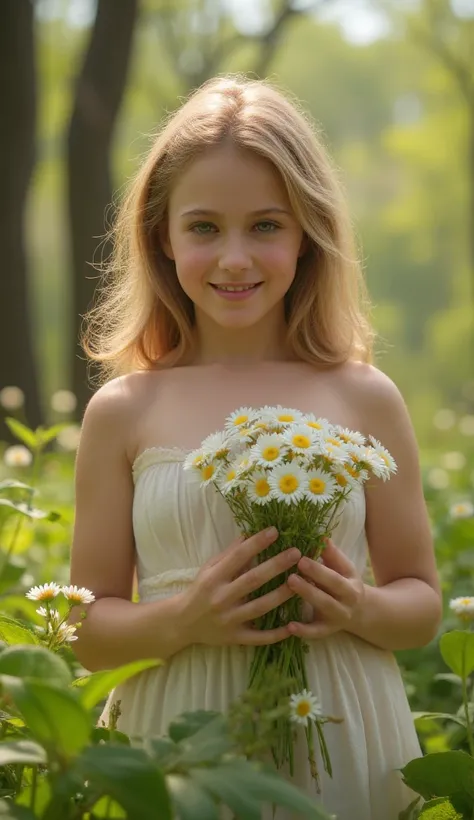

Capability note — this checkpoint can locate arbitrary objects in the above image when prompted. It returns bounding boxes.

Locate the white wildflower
[367,437,397,476]
[301,414,332,435]
[183,448,207,472]
[250,433,286,468]
[200,430,231,459]
[225,407,257,431]
[304,469,337,504]
[247,471,273,505]
[36,607,61,621]
[0,386,25,410]
[259,405,304,426]
[333,426,366,446]
[268,463,307,505]
[50,390,77,414]
[449,501,474,520]
[61,585,95,605]
[289,690,322,726]
[449,597,474,622]
[4,445,33,468]
[282,424,319,455]
[55,622,78,642]
[26,582,61,602]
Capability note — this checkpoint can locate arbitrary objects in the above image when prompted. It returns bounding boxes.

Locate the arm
[287,366,442,652]
[69,377,191,672]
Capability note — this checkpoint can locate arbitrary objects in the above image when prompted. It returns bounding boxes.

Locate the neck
[191,310,296,366]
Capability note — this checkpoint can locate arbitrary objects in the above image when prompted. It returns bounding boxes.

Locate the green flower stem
[29,764,38,812]
[462,674,474,756]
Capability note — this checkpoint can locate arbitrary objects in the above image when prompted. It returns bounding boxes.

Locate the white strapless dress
[100,446,422,820]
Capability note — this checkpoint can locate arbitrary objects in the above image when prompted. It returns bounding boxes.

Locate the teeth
[216,284,258,292]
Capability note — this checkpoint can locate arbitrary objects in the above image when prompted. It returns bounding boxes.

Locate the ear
[159,220,174,260]
[298,232,309,258]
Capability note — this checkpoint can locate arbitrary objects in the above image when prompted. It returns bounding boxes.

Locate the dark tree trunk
[0,0,42,436]
[66,0,139,417]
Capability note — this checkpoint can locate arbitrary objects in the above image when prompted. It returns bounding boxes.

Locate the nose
[218,235,252,272]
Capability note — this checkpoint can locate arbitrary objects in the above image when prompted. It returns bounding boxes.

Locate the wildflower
[50,390,77,414]
[26,583,61,602]
[36,607,61,621]
[260,405,304,425]
[449,597,474,622]
[200,430,230,459]
[268,463,306,505]
[283,425,319,455]
[247,471,272,505]
[368,436,397,475]
[183,448,206,471]
[56,425,81,452]
[0,386,25,411]
[304,469,337,504]
[225,407,256,431]
[61,585,95,605]
[289,690,322,726]
[449,501,474,520]
[334,426,366,446]
[4,445,33,468]
[55,622,78,642]
[250,434,286,467]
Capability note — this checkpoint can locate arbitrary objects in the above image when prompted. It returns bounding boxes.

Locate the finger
[237,624,291,646]
[287,575,345,618]
[229,548,301,602]
[321,540,357,577]
[297,557,350,600]
[236,582,296,623]
[288,620,339,640]
[219,527,279,577]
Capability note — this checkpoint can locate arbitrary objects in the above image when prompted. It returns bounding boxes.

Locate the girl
[70,75,442,820]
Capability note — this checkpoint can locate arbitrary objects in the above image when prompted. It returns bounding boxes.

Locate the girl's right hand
[179,527,300,647]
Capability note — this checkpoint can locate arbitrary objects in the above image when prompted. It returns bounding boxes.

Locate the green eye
[255,221,278,232]
[191,222,216,234]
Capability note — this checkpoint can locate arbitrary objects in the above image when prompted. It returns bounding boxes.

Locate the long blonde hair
[82,75,374,381]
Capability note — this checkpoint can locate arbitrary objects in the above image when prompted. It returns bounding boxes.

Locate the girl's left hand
[286,539,365,639]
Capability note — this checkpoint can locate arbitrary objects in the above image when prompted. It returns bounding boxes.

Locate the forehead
[168,142,291,214]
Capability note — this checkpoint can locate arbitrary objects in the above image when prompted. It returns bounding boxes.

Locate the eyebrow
[179,207,292,218]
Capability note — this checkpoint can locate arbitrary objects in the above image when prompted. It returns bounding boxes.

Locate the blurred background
[1,0,474,454]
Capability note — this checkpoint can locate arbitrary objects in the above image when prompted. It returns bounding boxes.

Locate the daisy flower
[247,471,273,505]
[321,437,351,464]
[260,405,304,426]
[449,501,474,520]
[198,460,222,486]
[200,431,231,459]
[368,436,397,475]
[250,433,286,468]
[54,623,78,643]
[289,690,322,726]
[360,447,393,481]
[282,424,319,456]
[233,453,253,475]
[218,464,241,495]
[36,607,61,621]
[333,426,366,446]
[304,469,337,504]
[449,597,474,622]
[183,448,207,472]
[268,463,307,505]
[61,585,95,605]
[26,582,61,602]
[4,445,33,468]
[225,407,257,431]
[301,414,332,435]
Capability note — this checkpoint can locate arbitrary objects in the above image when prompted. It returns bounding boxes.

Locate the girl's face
[163,142,306,338]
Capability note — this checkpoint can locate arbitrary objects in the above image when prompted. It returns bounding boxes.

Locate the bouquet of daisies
[184,405,397,784]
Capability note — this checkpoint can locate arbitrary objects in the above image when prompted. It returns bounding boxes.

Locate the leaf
[191,759,330,818]
[0,500,57,522]
[412,712,466,728]
[440,631,474,679]
[401,751,474,811]
[0,740,46,767]
[168,709,222,743]
[90,727,130,746]
[1,677,90,758]
[73,659,161,711]
[0,646,72,686]
[4,420,37,450]
[418,797,462,818]
[0,801,37,818]
[173,714,233,766]
[166,774,219,820]
[0,618,39,646]
[89,796,127,817]
[146,737,177,766]
[0,560,26,595]
[74,744,173,820]
[0,480,32,492]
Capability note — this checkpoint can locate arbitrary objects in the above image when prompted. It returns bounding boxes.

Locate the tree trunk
[66,0,139,417]
[0,0,42,436]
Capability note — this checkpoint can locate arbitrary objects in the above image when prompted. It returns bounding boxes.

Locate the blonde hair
[82,75,374,381]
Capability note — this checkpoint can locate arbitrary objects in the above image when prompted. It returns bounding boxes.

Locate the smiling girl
[69,76,441,819]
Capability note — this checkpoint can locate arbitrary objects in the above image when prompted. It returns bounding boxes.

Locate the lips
[210,283,262,291]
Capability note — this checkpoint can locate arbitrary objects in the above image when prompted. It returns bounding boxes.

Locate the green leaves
[1,677,90,759]
[0,645,72,686]
[401,751,474,816]
[0,618,39,647]
[73,659,161,711]
[0,801,38,818]
[440,630,474,679]
[0,740,46,767]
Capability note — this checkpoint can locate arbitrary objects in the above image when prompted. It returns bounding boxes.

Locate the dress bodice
[131,446,369,603]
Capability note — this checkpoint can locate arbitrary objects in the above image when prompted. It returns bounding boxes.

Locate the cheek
[174,244,213,286]
[260,242,300,279]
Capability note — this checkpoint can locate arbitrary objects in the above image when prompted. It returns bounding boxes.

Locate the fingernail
[289,548,301,560]
[265,526,278,539]
[299,557,310,569]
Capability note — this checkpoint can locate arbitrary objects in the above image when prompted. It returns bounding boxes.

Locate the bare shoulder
[339,361,411,441]
[83,372,158,465]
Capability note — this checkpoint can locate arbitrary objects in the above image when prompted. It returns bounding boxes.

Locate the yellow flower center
[306,421,322,430]
[460,598,472,606]
[292,434,311,449]
[201,464,215,481]
[277,414,295,422]
[226,470,236,482]
[339,433,351,442]
[296,700,311,717]
[327,437,342,447]
[345,465,359,479]
[255,478,271,497]
[233,415,248,426]
[309,478,326,495]
[68,593,84,604]
[381,454,390,466]
[193,455,204,466]
[335,473,348,487]
[239,427,252,437]
[39,591,56,601]
[262,446,280,462]
[279,475,299,494]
